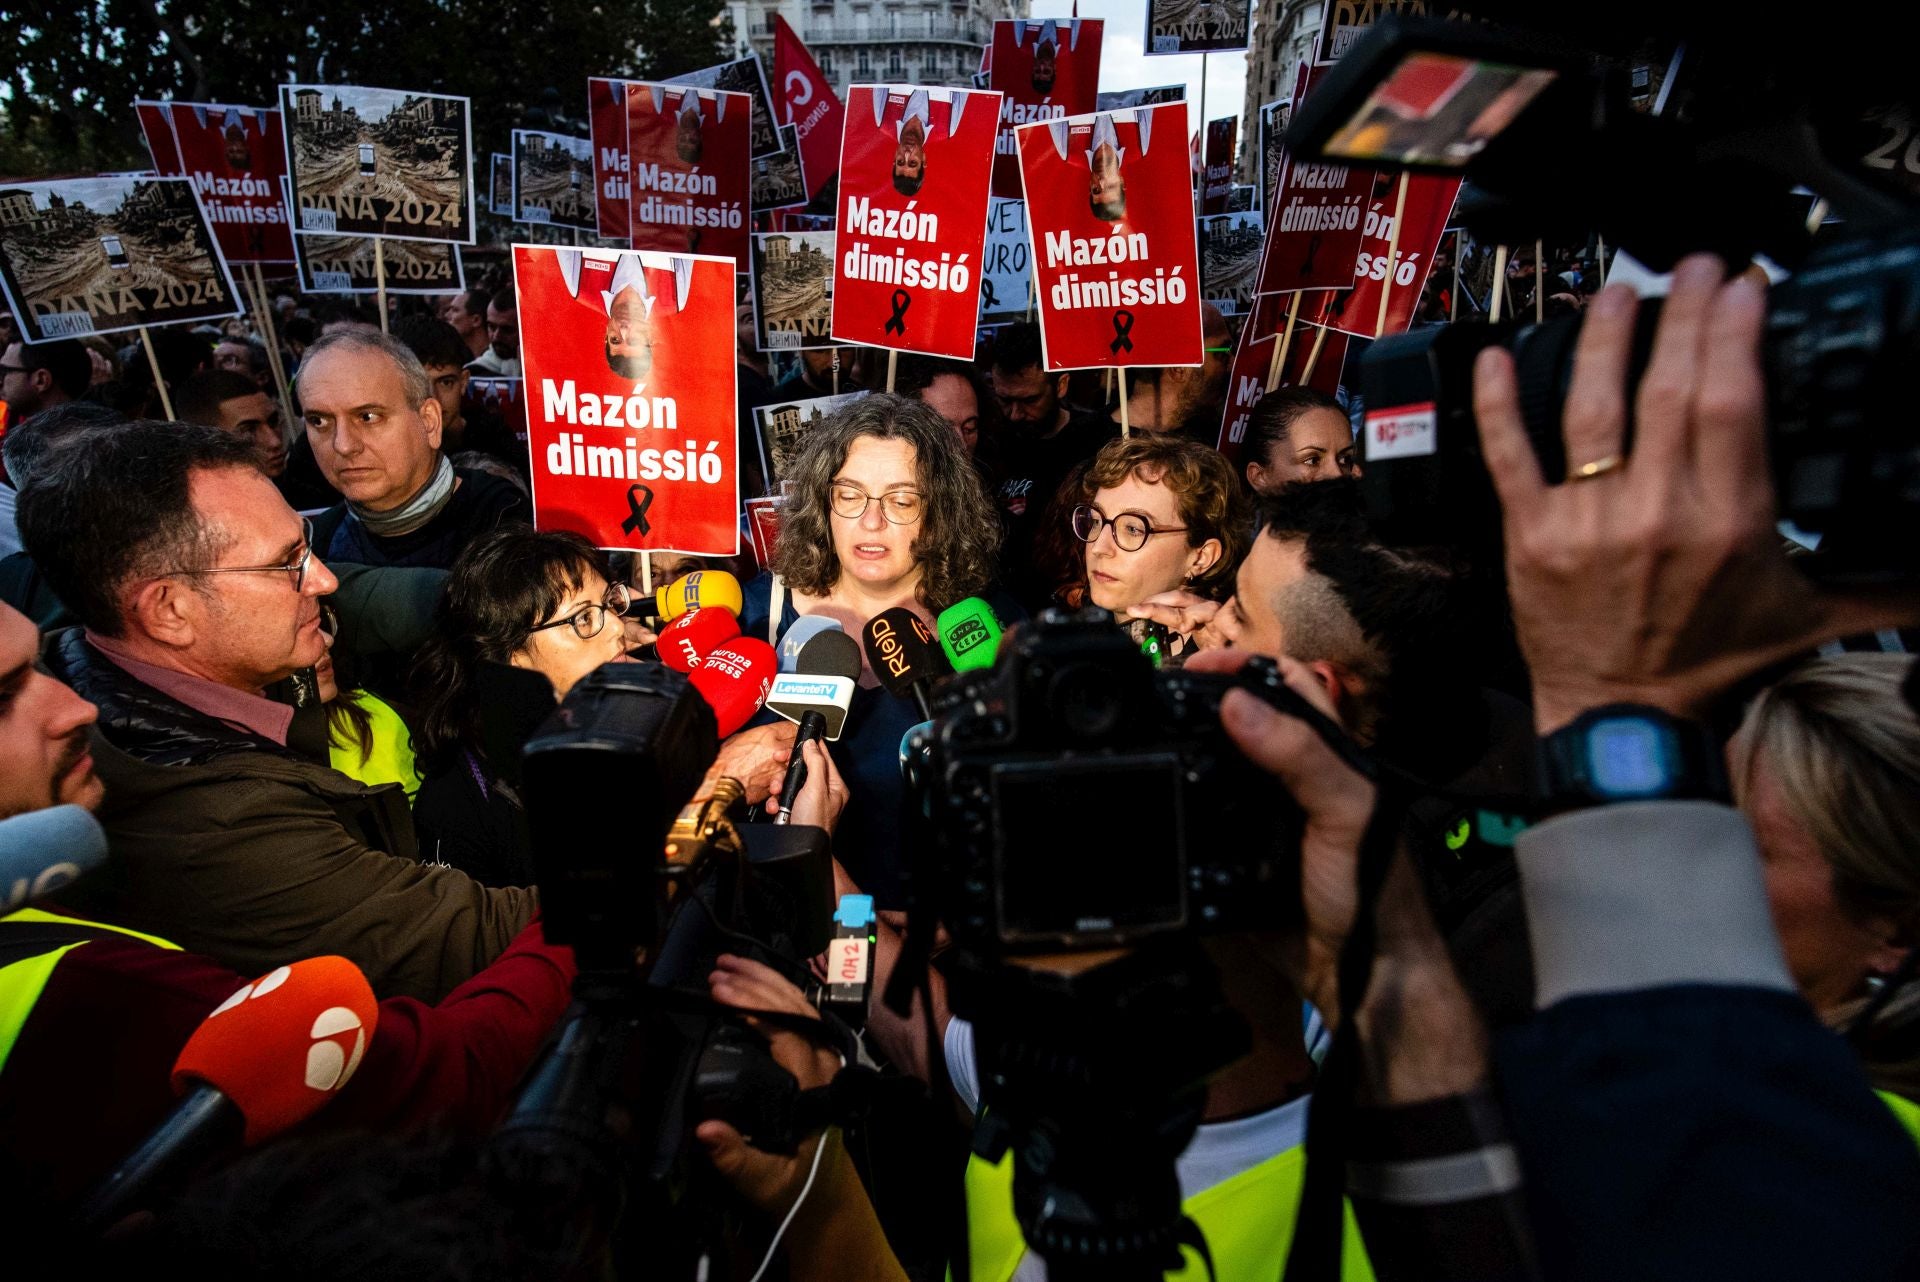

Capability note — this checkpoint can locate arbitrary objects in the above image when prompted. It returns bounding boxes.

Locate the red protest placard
[513,246,739,555]
[588,78,631,241]
[134,100,295,264]
[1217,295,1348,463]
[991,19,1103,200]
[1017,102,1202,372]
[774,16,845,204]
[1201,116,1237,214]
[1301,171,1460,338]
[1255,62,1372,295]
[832,85,1001,360]
[625,83,751,265]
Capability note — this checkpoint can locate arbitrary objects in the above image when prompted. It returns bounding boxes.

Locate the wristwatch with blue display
[1537,704,1730,811]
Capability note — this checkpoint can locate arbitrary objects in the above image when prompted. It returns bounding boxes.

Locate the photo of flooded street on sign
[282,85,473,241]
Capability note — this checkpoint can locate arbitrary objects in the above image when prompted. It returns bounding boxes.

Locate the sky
[1072,0,1250,132]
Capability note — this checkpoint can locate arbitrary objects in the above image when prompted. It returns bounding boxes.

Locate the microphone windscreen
[689,638,777,737]
[172,956,379,1144]
[862,607,942,699]
[0,804,109,912]
[796,629,864,682]
[656,605,741,673]
[777,616,844,673]
[936,598,1004,672]
[656,570,745,623]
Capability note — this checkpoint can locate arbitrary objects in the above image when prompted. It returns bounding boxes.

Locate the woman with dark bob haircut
[409,526,633,887]
[740,393,1017,904]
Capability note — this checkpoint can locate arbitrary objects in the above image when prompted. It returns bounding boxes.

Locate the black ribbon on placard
[1110,310,1135,354]
[981,278,999,310]
[1300,232,1322,278]
[884,289,911,335]
[621,484,654,537]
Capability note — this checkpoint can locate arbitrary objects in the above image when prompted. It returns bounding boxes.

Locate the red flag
[773,16,845,203]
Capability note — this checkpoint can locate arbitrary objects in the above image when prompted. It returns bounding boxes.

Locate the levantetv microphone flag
[513,245,740,556]
[774,15,845,204]
[832,85,1003,360]
[1015,101,1203,372]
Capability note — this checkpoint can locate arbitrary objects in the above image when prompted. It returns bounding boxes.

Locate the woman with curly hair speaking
[740,393,1016,905]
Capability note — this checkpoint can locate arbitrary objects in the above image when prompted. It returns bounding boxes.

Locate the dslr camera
[910,607,1310,956]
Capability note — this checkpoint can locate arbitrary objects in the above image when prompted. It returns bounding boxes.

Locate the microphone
[656,604,742,673]
[777,615,844,673]
[688,637,777,736]
[656,570,744,623]
[1,804,109,912]
[936,597,1005,673]
[862,607,944,720]
[767,628,862,825]
[75,955,379,1232]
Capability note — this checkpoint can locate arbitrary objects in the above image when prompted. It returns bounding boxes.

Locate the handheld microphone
[1,804,109,912]
[936,597,1004,673]
[777,615,844,673]
[767,628,862,825]
[656,570,745,623]
[862,607,944,720]
[688,637,777,736]
[75,955,378,1232]
[657,605,742,673]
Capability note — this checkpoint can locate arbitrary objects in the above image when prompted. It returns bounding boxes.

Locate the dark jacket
[311,467,530,571]
[43,628,537,1002]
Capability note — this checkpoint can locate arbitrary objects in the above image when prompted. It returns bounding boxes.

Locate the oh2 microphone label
[1366,401,1437,461]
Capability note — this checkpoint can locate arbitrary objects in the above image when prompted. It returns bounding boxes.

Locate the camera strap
[1280,774,1412,1282]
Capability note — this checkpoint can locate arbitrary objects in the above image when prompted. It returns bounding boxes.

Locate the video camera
[486,662,845,1274]
[1284,14,1920,582]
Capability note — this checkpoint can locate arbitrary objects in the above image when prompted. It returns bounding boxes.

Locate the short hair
[15,419,258,636]
[409,526,610,765]
[298,328,432,408]
[1732,653,1920,941]
[453,288,488,318]
[989,321,1046,378]
[1078,435,1250,600]
[394,315,472,372]
[1245,386,1345,468]
[488,287,517,316]
[1,401,126,492]
[11,338,90,400]
[176,369,267,427]
[770,393,1001,611]
[894,355,978,401]
[1254,481,1472,761]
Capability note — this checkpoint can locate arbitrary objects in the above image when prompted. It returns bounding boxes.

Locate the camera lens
[1048,661,1124,741]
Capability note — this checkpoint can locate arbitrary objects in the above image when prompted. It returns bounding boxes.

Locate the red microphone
[689,637,777,736]
[76,956,379,1231]
[657,605,742,673]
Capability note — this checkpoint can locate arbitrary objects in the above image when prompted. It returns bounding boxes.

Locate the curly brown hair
[769,393,1001,611]
[1075,435,1251,600]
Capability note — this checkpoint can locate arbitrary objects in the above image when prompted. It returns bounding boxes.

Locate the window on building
[857,49,873,75]
[888,48,905,76]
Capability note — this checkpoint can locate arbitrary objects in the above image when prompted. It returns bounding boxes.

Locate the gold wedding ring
[1567,454,1625,482]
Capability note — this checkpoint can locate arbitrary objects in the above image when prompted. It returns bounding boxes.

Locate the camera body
[1357,229,1920,582]
[914,608,1304,956]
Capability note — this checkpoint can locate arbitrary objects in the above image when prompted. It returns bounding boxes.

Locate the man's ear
[1304,659,1353,724]
[126,577,199,650]
[419,395,444,451]
[1051,371,1071,401]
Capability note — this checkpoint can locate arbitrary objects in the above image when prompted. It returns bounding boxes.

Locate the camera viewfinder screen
[990,755,1186,945]
[1324,52,1556,169]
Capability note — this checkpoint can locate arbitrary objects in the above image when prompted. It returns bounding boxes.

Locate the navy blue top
[738,572,1024,908]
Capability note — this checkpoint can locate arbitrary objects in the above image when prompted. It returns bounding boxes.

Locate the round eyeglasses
[1070,504,1188,553]
[830,482,924,524]
[528,582,634,642]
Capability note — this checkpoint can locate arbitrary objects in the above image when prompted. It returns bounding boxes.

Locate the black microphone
[766,627,862,825]
[1,804,109,912]
[861,607,947,721]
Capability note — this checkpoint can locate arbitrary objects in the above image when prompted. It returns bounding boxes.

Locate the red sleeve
[0,921,575,1210]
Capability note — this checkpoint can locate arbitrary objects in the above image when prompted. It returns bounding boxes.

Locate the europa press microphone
[862,607,947,720]
[935,597,1005,673]
[657,605,742,673]
[767,627,862,824]
[74,956,379,1233]
[1,804,109,912]
[688,637,778,736]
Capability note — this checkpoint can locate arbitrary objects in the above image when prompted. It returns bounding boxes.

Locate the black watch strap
[1536,703,1729,811]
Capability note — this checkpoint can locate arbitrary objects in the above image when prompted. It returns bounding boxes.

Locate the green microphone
[935,597,1004,672]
